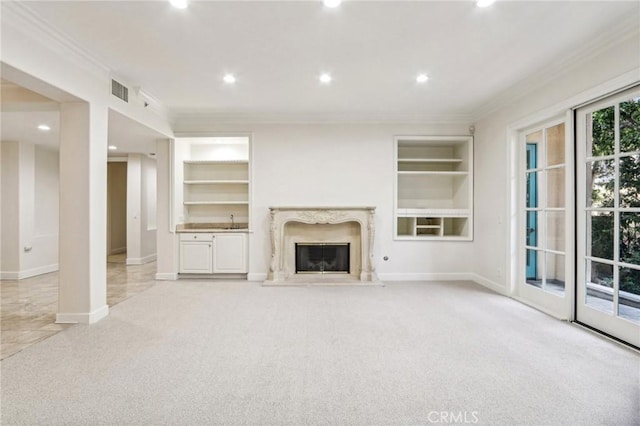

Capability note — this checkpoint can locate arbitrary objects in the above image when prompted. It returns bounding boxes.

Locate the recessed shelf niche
[394,136,473,240]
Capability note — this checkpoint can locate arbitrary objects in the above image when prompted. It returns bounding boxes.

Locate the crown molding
[472,12,640,122]
[2,2,111,80]
[171,111,475,127]
[2,2,170,120]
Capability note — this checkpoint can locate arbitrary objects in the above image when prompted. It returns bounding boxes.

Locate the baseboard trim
[56,305,109,324]
[1,264,59,280]
[109,247,126,255]
[376,272,473,281]
[0,271,19,280]
[470,273,508,295]
[511,295,568,321]
[247,273,268,281]
[126,254,157,265]
[155,272,178,280]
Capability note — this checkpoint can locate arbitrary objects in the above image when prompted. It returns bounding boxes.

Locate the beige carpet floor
[1,280,638,425]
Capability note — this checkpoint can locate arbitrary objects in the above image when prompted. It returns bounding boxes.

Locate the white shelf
[398,171,468,176]
[184,201,249,205]
[183,160,248,165]
[394,135,473,240]
[398,208,471,217]
[184,180,249,184]
[398,158,463,163]
[178,138,251,224]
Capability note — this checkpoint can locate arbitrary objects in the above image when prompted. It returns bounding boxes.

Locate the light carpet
[1,280,638,425]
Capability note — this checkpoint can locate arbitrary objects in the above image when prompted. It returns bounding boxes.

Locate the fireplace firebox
[295,243,350,274]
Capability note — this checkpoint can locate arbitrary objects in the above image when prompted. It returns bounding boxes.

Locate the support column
[57,102,109,324]
[155,139,178,280]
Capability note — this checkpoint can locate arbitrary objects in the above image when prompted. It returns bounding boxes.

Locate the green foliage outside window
[590,99,640,294]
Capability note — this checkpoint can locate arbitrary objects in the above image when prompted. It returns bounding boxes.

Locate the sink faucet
[230,214,235,229]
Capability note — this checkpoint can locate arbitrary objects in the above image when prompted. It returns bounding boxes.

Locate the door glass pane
[526,141,539,170]
[526,172,538,208]
[525,211,538,247]
[620,98,640,153]
[588,159,615,208]
[619,155,640,208]
[591,106,615,157]
[589,211,614,260]
[545,253,565,295]
[546,123,565,166]
[546,211,565,252]
[619,266,640,324]
[526,249,542,283]
[547,167,565,208]
[586,261,614,314]
[620,212,640,265]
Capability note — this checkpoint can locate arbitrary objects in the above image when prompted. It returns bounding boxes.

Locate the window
[582,95,640,323]
[524,122,566,296]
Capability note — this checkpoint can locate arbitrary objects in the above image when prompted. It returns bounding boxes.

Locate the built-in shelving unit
[176,137,251,226]
[394,135,473,240]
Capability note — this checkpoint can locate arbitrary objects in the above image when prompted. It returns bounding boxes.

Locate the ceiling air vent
[111,79,128,103]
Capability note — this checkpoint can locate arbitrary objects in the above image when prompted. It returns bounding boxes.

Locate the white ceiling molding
[472,13,640,122]
[4,2,170,123]
[3,2,111,81]
[170,111,476,127]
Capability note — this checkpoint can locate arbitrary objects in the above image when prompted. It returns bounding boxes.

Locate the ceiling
[17,0,639,122]
[1,81,163,155]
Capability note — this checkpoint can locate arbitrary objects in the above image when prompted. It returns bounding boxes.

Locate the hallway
[0,255,156,360]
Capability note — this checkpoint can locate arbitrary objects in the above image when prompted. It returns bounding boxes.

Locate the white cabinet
[394,136,473,240]
[179,233,214,273]
[213,233,248,273]
[179,232,248,274]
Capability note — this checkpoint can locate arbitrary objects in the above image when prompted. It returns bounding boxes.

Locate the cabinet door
[213,234,247,273]
[180,241,213,273]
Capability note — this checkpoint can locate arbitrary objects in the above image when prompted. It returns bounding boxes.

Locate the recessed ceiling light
[170,0,188,9]
[108,145,117,150]
[37,124,51,131]
[477,0,496,7]
[323,0,342,8]
[319,73,332,84]
[223,74,236,84]
[416,74,429,84]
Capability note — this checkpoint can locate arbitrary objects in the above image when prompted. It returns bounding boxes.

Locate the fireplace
[296,243,350,274]
[265,207,379,285]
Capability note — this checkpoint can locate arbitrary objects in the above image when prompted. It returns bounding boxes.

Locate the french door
[518,119,571,318]
[576,86,640,347]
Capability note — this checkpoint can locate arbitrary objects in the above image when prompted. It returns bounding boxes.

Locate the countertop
[176,223,250,233]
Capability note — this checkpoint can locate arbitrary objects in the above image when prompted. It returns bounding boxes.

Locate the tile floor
[1,254,156,360]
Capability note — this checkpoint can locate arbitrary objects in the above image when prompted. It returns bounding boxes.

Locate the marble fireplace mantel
[265,207,379,285]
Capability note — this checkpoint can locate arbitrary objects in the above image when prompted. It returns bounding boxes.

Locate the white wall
[473,34,640,293]
[1,141,20,276]
[126,154,157,264]
[27,146,59,273]
[0,141,59,279]
[107,162,127,255]
[169,123,475,280]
